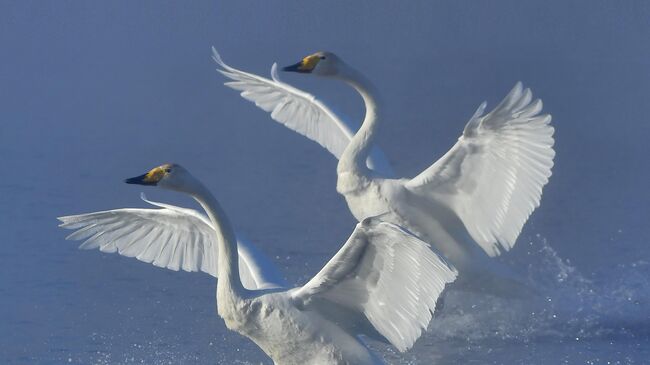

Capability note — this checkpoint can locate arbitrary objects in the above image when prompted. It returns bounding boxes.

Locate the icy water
[1,1,649,364]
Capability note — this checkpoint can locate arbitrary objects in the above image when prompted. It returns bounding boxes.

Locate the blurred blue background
[1,1,648,364]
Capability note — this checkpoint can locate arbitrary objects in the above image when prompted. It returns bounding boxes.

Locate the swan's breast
[229,295,379,364]
[337,173,396,221]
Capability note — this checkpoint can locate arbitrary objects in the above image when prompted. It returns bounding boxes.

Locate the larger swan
[213,49,555,276]
[58,163,457,364]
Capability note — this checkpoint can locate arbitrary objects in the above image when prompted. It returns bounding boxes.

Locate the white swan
[213,49,555,276]
[58,163,457,364]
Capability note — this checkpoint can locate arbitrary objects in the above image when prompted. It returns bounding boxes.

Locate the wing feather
[58,194,286,290]
[290,218,457,352]
[407,82,555,256]
[212,47,393,176]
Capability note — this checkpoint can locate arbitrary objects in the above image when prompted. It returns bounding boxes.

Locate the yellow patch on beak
[143,166,166,184]
[298,54,321,72]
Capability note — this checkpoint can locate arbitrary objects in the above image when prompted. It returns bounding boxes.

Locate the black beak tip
[282,62,306,73]
[124,173,153,185]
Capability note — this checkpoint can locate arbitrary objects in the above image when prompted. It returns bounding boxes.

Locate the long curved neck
[190,183,245,303]
[337,66,380,174]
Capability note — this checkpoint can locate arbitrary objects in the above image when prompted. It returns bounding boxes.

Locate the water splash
[427,233,649,343]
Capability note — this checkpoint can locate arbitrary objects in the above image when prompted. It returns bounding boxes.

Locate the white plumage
[58,193,286,290]
[291,219,455,352]
[59,164,456,364]
[212,48,394,176]
[406,85,554,256]
[213,50,555,274]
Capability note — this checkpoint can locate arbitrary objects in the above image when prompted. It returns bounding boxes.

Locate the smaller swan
[59,163,457,365]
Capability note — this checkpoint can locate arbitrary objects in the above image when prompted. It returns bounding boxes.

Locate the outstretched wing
[212,47,394,176]
[290,218,457,352]
[407,82,555,257]
[58,193,286,290]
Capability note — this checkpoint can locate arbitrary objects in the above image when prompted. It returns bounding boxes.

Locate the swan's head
[125,163,196,192]
[282,51,343,76]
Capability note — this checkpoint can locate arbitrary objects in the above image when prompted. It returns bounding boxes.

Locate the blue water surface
[1,1,648,364]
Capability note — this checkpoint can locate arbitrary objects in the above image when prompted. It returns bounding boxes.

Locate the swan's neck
[190,184,245,304]
[337,67,380,174]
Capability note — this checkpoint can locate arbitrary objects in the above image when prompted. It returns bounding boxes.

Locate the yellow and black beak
[283,54,320,73]
[125,166,166,186]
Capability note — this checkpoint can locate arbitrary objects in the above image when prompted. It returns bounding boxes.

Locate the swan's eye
[165,168,172,173]
[320,56,326,60]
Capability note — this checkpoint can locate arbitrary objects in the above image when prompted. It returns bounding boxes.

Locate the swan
[58,163,457,364]
[212,49,555,278]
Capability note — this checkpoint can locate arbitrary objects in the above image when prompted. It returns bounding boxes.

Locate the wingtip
[475,101,488,117]
[270,62,280,82]
[511,81,523,97]
[450,265,460,278]
[57,215,76,227]
[211,46,226,67]
[543,113,552,124]
[139,192,157,207]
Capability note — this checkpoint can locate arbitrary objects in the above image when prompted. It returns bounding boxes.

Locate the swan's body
[213,49,555,277]
[59,164,457,364]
